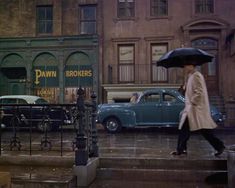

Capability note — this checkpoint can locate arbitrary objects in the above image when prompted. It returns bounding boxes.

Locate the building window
[118,45,134,83]
[151,44,168,82]
[195,0,214,14]
[150,0,168,16]
[36,5,53,34]
[117,0,135,18]
[80,5,97,34]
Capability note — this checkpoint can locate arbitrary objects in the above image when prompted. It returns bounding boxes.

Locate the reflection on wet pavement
[97,127,234,159]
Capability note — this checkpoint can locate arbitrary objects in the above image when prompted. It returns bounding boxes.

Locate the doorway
[192,38,219,95]
[0,67,27,95]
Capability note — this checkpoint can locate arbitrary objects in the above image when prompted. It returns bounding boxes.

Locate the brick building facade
[0,0,235,125]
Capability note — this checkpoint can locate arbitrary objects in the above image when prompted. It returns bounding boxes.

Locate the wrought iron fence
[0,88,98,165]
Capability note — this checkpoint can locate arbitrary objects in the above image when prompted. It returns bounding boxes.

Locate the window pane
[46,21,53,33]
[120,46,134,61]
[119,65,134,82]
[119,45,134,82]
[38,8,45,19]
[81,22,96,34]
[46,7,53,19]
[195,0,214,14]
[151,44,168,82]
[80,5,97,34]
[118,0,135,18]
[37,6,53,34]
[151,0,168,16]
[192,38,218,48]
[81,6,96,20]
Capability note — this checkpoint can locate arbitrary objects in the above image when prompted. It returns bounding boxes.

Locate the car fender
[98,108,136,128]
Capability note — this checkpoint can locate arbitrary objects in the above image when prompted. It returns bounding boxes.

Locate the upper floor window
[117,0,135,18]
[195,0,214,14]
[36,5,53,34]
[118,45,134,83]
[150,0,168,16]
[80,5,97,34]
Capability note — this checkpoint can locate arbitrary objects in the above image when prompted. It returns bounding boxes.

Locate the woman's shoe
[170,150,187,155]
[214,147,225,156]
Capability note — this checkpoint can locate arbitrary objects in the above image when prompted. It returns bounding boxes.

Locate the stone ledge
[0,171,11,188]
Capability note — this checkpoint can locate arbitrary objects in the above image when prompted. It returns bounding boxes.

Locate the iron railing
[0,88,98,165]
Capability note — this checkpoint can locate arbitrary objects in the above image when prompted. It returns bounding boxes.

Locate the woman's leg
[200,129,225,156]
[177,119,190,153]
[172,119,190,155]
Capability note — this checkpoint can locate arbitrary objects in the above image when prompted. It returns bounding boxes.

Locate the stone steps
[12,175,76,188]
[89,179,227,188]
[0,155,76,188]
[90,157,228,187]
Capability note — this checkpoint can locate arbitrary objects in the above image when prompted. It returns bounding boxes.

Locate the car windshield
[35,98,49,104]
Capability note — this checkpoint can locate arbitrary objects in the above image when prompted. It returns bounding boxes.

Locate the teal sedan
[97,89,223,133]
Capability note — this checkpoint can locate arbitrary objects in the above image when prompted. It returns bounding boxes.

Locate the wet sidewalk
[97,127,235,159]
[90,127,235,188]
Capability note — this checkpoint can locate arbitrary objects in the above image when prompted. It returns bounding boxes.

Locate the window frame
[79,4,97,34]
[150,0,168,17]
[117,0,135,19]
[36,5,53,35]
[118,44,135,83]
[150,43,168,83]
[194,0,214,14]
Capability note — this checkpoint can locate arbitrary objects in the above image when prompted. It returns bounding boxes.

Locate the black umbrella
[156,47,214,68]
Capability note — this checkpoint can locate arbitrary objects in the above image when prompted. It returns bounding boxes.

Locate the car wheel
[104,117,122,133]
[37,121,52,132]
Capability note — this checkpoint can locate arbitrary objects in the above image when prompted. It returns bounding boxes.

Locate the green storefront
[0,36,98,103]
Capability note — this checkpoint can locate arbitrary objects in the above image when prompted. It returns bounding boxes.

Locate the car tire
[104,117,122,133]
[36,121,52,132]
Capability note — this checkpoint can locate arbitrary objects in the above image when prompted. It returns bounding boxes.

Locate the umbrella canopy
[156,47,214,68]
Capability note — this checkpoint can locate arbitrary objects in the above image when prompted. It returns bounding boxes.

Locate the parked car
[97,88,224,133]
[0,95,70,131]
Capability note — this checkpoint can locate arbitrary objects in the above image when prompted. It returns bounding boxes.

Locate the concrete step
[99,157,227,171]
[89,179,227,188]
[91,157,228,187]
[12,175,76,188]
[0,166,76,188]
[96,168,227,182]
[0,155,76,188]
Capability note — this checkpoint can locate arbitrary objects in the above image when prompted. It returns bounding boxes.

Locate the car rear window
[18,99,28,104]
[35,98,48,104]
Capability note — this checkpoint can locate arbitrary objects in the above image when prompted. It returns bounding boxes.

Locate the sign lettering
[65,70,92,77]
[35,69,57,85]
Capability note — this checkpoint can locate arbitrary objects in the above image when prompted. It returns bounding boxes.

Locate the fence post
[73,88,99,187]
[75,86,88,166]
[90,91,99,157]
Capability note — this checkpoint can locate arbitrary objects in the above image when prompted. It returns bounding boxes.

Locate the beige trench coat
[179,71,217,131]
